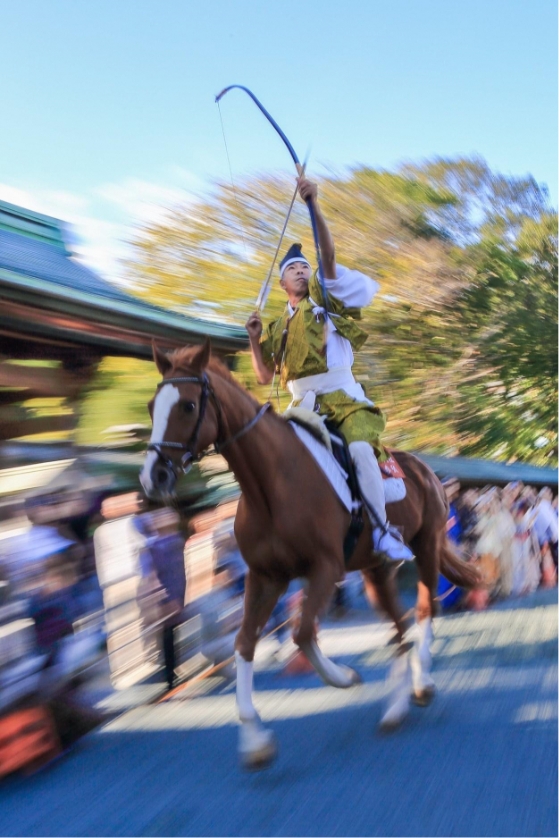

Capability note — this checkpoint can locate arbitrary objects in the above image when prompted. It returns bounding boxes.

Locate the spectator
[507,481,524,504]
[493,486,519,597]
[533,488,558,571]
[192,564,243,679]
[213,524,247,597]
[472,490,502,598]
[93,493,148,589]
[456,489,479,558]
[511,498,541,595]
[437,478,464,610]
[28,554,80,661]
[143,509,187,692]
[443,478,462,543]
[93,493,162,688]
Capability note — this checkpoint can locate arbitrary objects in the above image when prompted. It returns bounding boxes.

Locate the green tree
[454,211,558,464]
[123,157,557,466]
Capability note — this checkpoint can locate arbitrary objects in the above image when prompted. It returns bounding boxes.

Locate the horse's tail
[439,540,482,590]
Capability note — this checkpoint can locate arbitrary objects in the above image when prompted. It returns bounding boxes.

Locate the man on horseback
[245,176,413,562]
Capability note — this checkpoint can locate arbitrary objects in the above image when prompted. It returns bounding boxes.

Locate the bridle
[147,373,271,476]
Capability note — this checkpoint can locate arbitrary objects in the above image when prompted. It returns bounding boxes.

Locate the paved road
[1,588,557,837]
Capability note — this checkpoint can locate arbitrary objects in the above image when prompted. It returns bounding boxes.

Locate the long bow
[215,85,329,313]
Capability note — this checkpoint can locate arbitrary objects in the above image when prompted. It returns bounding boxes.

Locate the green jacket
[260,272,369,389]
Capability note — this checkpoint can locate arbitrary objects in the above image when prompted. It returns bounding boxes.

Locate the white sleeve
[323,265,379,308]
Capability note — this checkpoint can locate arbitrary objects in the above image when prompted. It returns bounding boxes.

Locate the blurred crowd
[0,471,556,774]
[0,481,293,775]
[439,478,557,610]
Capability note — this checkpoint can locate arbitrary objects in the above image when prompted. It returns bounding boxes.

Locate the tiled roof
[0,199,248,353]
[0,227,136,306]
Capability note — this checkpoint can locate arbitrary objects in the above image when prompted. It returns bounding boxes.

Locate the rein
[147,373,271,474]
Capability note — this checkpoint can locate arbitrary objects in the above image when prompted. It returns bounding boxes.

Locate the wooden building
[0,199,248,443]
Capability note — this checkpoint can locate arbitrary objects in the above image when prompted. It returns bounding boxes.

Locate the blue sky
[1,0,556,280]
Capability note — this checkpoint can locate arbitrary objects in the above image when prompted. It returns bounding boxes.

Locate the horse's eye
[181,401,196,414]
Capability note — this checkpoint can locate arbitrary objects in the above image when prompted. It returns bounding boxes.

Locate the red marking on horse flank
[380,455,406,480]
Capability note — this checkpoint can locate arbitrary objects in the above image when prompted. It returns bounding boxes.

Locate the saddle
[285,408,406,564]
[285,409,364,565]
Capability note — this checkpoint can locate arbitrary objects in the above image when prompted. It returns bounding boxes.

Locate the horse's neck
[210,372,288,509]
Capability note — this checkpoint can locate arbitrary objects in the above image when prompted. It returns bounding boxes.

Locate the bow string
[215,85,330,314]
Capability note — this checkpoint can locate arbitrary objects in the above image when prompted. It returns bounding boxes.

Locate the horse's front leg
[235,570,284,770]
[294,564,361,688]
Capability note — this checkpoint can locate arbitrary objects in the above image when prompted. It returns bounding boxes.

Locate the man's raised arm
[297,177,336,280]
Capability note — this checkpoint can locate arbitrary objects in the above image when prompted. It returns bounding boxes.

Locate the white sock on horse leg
[380,652,412,728]
[235,651,277,765]
[302,639,360,689]
[349,441,387,525]
[235,651,257,722]
[410,618,435,693]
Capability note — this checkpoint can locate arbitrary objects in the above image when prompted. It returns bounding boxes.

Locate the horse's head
[140,338,220,501]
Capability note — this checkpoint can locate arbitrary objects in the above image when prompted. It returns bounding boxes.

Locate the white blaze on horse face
[140,384,181,494]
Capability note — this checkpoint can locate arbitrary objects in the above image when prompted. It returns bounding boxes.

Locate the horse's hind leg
[362,560,409,643]
[235,570,285,769]
[409,529,439,705]
[363,561,414,731]
[295,565,361,688]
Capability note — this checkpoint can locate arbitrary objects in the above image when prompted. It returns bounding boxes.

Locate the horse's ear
[190,337,211,373]
[152,340,172,375]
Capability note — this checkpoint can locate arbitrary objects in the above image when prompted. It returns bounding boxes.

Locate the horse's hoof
[378,713,405,733]
[335,665,362,688]
[411,686,436,707]
[240,737,277,771]
[378,698,410,732]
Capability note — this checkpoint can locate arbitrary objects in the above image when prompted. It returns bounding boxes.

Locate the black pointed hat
[279,243,311,277]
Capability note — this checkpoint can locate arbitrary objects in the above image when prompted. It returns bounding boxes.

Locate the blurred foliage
[117,156,556,466]
[76,357,160,445]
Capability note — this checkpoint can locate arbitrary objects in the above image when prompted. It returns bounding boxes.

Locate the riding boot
[348,441,414,562]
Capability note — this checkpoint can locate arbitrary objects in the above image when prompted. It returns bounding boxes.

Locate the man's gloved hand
[245,311,263,342]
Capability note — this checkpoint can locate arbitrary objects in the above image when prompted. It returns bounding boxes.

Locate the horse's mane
[168,346,234,381]
[168,345,261,408]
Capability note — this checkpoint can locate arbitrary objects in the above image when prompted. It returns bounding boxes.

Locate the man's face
[280,261,311,298]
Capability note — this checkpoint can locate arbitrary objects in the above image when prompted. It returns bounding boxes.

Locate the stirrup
[373,525,414,562]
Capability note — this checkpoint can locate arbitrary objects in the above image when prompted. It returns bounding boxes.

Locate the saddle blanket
[289,422,406,512]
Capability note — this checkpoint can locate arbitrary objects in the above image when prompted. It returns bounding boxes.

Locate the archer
[246,176,413,562]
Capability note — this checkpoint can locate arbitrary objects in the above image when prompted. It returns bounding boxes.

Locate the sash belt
[288,367,371,405]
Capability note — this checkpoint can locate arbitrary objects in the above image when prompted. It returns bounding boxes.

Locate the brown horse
[140,340,480,768]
